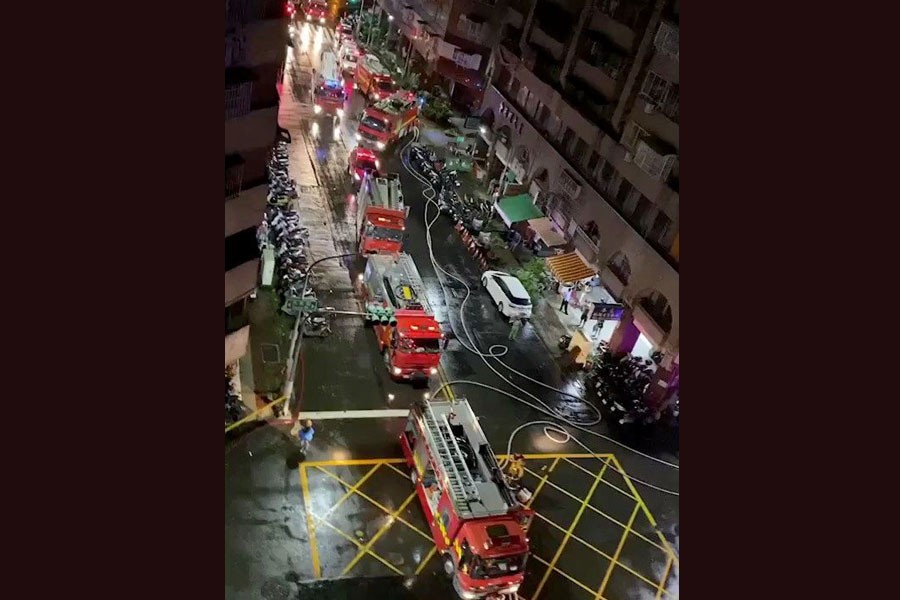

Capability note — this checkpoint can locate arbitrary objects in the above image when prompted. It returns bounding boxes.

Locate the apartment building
[225,0,288,365]
[480,0,679,361]
[375,0,508,108]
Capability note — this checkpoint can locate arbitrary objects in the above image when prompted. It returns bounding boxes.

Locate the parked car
[481,270,533,320]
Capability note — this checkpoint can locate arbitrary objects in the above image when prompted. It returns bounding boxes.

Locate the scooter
[302,314,332,337]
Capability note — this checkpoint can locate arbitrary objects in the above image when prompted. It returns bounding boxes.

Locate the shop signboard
[591,303,625,322]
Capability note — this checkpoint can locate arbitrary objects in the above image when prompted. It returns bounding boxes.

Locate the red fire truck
[300,0,328,25]
[354,54,396,101]
[363,253,443,385]
[355,92,419,151]
[313,49,346,117]
[400,399,533,599]
[356,172,407,254]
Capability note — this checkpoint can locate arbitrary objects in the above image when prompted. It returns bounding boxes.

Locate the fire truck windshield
[361,116,388,132]
[397,337,441,353]
[366,224,403,243]
[376,79,394,93]
[467,553,527,579]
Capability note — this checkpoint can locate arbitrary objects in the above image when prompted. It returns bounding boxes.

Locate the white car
[481,271,533,320]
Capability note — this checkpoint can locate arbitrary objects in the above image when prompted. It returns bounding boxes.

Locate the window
[494,277,531,306]
[640,72,673,106]
[648,211,674,246]
[607,251,631,285]
[654,21,679,59]
[586,151,601,174]
[572,138,588,163]
[225,153,245,199]
[225,81,253,120]
[560,127,575,151]
[599,160,616,191]
[630,196,652,234]
[458,14,487,43]
[623,121,649,151]
[614,179,633,206]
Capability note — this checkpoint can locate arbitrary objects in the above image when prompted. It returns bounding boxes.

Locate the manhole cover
[261,344,280,363]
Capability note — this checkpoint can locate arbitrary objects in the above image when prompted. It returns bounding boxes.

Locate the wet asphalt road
[226,23,679,600]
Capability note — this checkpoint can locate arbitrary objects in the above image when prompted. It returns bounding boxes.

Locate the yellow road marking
[383,462,410,479]
[437,364,455,401]
[596,503,641,599]
[317,464,381,522]
[313,514,404,576]
[523,467,669,556]
[531,511,664,593]
[299,466,321,578]
[315,466,432,541]
[525,457,560,508]
[562,457,637,500]
[529,553,602,598]
[341,491,419,576]
[224,395,287,433]
[655,555,675,600]
[610,455,680,567]
[415,546,437,575]
[531,458,609,600]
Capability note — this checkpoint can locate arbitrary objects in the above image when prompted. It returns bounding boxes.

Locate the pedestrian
[508,318,523,340]
[298,419,315,453]
[580,306,590,327]
[559,287,574,315]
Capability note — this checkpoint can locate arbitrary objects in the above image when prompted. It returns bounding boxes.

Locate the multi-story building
[480,0,679,368]
[225,0,288,366]
[375,0,509,108]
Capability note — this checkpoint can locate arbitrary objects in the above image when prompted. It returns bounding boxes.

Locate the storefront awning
[527,217,567,247]
[546,252,597,284]
[496,194,542,226]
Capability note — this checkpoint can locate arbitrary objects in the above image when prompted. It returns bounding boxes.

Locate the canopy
[496,194,542,227]
[546,252,596,284]
[527,217,567,247]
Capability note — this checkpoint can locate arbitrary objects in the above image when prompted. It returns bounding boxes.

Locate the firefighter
[506,454,525,483]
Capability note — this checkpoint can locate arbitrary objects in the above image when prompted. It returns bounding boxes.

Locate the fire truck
[357,172,408,254]
[355,92,419,151]
[363,253,443,385]
[400,399,533,599]
[354,54,396,101]
[313,49,346,116]
[300,0,328,24]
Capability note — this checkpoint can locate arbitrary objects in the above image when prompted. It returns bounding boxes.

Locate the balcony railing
[225,81,253,120]
[492,84,678,272]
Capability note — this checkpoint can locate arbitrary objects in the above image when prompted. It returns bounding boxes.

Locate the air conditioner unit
[644,102,657,114]
[624,151,633,163]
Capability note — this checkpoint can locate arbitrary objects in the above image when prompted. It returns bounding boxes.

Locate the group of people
[559,286,592,327]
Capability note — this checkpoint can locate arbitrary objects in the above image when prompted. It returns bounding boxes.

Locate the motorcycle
[302,314,332,338]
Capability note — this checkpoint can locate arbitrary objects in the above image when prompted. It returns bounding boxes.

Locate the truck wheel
[442,553,455,577]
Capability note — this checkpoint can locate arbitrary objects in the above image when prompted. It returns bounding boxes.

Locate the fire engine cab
[355,92,418,151]
[313,49,346,116]
[401,399,533,599]
[354,54,396,101]
[356,172,407,254]
[363,253,443,385]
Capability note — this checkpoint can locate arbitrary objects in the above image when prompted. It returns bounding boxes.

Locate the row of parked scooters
[408,143,493,232]
[225,372,246,426]
[257,141,314,297]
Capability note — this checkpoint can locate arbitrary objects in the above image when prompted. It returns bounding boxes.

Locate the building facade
[375,0,509,108]
[225,0,288,365]
[480,0,679,363]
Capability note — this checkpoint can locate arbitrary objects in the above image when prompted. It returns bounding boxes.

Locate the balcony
[500,28,522,57]
[654,21,679,61]
[490,84,678,273]
[578,29,629,81]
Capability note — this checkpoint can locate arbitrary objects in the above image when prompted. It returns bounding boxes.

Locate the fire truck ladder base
[423,403,480,518]
[394,254,428,311]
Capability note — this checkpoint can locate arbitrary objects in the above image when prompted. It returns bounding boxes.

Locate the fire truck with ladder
[357,172,408,255]
[363,253,443,385]
[401,399,533,599]
[355,92,419,151]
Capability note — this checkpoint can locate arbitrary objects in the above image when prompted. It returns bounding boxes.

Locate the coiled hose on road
[399,130,679,502]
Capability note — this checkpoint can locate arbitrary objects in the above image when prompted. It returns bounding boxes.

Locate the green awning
[497,194,542,225]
